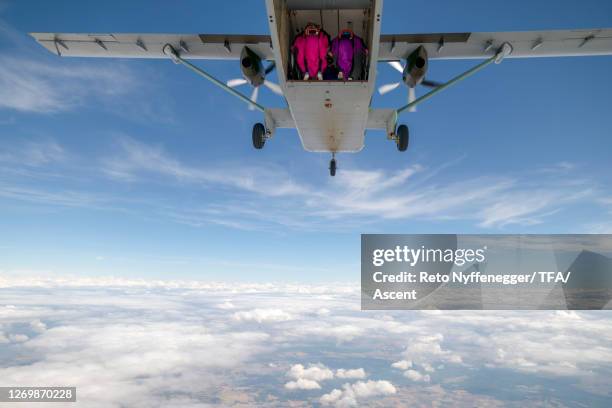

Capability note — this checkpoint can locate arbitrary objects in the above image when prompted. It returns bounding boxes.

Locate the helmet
[305,22,320,36]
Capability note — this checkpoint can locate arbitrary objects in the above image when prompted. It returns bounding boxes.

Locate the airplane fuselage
[265,0,383,152]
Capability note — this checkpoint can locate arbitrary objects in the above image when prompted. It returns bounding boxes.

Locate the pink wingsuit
[293,29,329,78]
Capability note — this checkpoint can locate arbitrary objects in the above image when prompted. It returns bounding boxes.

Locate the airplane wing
[378,28,612,60]
[30,33,274,60]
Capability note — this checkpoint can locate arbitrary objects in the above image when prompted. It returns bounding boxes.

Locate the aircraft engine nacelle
[402,46,429,88]
[240,46,265,87]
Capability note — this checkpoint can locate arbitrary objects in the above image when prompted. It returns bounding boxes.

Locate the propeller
[378,82,401,95]
[388,60,404,73]
[263,80,283,95]
[377,61,405,96]
[377,60,442,112]
[226,62,282,110]
[377,61,417,111]
[227,78,248,87]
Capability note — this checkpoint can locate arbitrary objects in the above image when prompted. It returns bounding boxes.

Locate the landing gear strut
[396,124,409,152]
[252,123,266,149]
[329,153,337,177]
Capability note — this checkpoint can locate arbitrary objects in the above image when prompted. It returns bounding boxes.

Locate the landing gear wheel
[252,123,266,149]
[396,124,409,152]
[329,158,337,177]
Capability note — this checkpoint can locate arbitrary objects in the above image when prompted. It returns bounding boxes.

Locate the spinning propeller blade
[230,60,281,110]
[263,80,283,95]
[227,78,248,87]
[388,60,404,73]
[378,82,401,95]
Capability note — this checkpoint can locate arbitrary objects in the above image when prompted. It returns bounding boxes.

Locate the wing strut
[396,42,512,115]
[162,44,266,113]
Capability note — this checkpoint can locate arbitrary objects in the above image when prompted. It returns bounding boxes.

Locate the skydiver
[292,22,329,80]
[331,27,368,80]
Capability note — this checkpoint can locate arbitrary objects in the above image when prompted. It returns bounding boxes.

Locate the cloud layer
[0,276,611,407]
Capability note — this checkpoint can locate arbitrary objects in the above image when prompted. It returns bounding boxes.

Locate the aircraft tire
[252,123,266,149]
[329,158,337,177]
[396,124,409,152]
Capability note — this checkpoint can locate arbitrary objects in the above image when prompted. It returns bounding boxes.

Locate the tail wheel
[252,123,266,149]
[396,124,409,152]
[329,158,337,177]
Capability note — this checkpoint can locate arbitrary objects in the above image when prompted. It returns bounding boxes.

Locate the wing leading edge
[379,28,612,60]
[30,33,273,60]
[33,28,612,61]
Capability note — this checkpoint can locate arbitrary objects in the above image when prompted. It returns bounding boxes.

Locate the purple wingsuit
[331,34,366,78]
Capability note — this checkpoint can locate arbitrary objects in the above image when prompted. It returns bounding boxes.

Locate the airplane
[30,0,612,176]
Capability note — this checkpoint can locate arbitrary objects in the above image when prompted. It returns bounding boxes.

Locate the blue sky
[1,0,612,281]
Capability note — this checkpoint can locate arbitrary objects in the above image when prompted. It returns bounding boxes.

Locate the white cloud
[404,369,431,382]
[101,137,308,198]
[0,20,173,122]
[1,276,612,405]
[0,140,65,167]
[287,363,334,382]
[402,333,463,366]
[8,333,28,343]
[391,360,412,370]
[316,308,331,316]
[292,323,366,343]
[215,300,235,310]
[97,138,599,230]
[335,368,366,379]
[0,275,357,295]
[0,133,602,232]
[284,364,366,390]
[29,319,46,333]
[320,389,344,406]
[0,297,271,407]
[284,378,321,390]
[0,56,136,113]
[320,380,397,407]
[0,185,110,209]
[422,362,435,372]
[415,311,612,379]
[233,308,293,323]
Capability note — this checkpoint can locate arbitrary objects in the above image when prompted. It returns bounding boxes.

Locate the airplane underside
[285,80,371,153]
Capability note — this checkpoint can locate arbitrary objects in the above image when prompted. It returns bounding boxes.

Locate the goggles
[305,23,320,36]
[340,29,353,39]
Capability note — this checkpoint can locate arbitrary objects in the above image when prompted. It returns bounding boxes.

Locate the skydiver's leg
[352,48,365,80]
[306,59,319,79]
